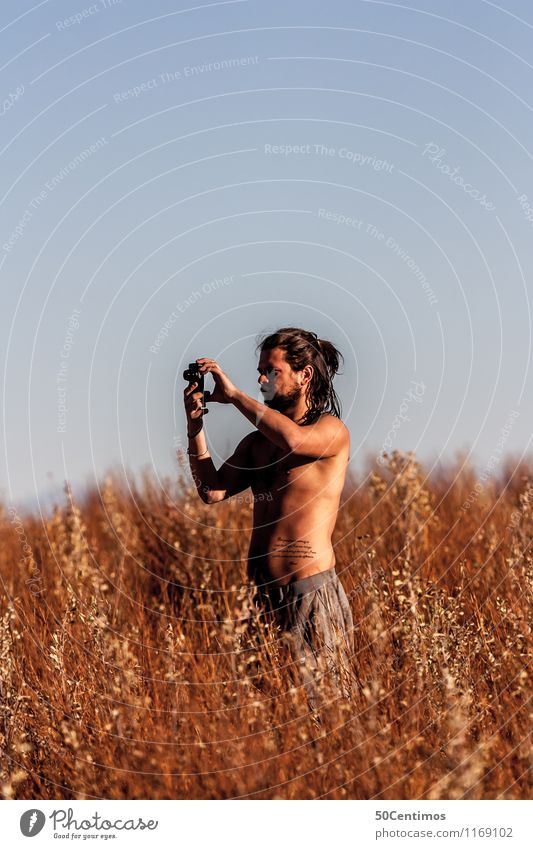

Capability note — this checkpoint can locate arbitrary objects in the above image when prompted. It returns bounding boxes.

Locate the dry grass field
[1,450,531,800]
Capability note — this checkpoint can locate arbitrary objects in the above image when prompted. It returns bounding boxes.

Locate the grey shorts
[252,567,355,707]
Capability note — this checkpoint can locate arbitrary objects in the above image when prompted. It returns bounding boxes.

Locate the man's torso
[246,418,349,588]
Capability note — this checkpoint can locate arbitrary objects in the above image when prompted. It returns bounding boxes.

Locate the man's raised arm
[231,389,347,458]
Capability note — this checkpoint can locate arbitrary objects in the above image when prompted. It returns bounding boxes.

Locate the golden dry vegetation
[0,450,531,799]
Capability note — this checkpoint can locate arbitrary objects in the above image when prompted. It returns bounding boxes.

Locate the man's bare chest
[250,438,316,493]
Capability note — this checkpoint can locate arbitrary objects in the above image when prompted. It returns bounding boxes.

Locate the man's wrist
[187,425,203,438]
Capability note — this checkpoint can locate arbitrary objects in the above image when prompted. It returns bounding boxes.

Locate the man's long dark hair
[255,327,344,425]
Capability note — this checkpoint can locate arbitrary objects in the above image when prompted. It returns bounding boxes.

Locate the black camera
[183,362,206,409]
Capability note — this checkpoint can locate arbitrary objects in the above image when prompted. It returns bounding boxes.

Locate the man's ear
[301,364,314,387]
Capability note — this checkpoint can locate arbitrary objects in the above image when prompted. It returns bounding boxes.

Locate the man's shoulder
[302,414,349,458]
[317,413,346,424]
[315,413,349,436]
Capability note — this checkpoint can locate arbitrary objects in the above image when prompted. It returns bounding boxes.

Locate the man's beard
[262,383,302,413]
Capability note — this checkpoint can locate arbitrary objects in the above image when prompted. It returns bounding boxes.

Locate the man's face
[256,347,303,412]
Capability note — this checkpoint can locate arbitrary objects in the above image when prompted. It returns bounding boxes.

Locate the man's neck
[284,404,311,425]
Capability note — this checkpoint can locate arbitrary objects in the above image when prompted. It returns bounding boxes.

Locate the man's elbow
[202,488,225,505]
[194,484,213,505]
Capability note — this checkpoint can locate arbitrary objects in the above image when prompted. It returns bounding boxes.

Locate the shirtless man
[183,327,354,707]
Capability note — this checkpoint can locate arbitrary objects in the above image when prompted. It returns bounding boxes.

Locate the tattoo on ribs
[272,536,317,565]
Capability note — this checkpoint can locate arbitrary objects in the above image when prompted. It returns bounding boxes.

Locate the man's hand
[183,378,207,435]
[196,358,238,404]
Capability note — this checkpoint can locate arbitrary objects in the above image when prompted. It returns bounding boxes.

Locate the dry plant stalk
[0,451,531,800]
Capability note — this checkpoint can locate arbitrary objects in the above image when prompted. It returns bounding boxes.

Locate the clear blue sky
[1,0,532,510]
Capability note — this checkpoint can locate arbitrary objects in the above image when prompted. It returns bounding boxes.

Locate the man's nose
[258,374,268,385]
